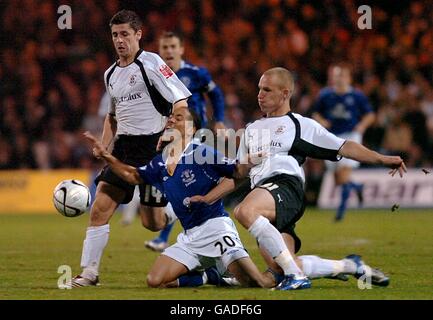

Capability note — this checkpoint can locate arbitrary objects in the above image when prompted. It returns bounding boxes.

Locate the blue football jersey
[313,87,373,135]
[137,142,235,230]
[176,60,225,127]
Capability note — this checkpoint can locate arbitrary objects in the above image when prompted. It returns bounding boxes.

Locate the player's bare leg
[226,257,276,288]
[234,189,310,290]
[335,166,352,186]
[139,206,167,232]
[161,256,277,289]
[89,182,124,226]
[146,255,188,288]
[72,182,124,287]
[143,203,178,252]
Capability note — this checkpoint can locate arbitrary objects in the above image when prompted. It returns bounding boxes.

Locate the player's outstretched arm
[190,178,235,205]
[339,140,407,177]
[84,131,143,185]
[101,113,117,153]
[233,163,250,179]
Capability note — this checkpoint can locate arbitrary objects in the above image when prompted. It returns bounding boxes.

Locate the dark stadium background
[0,0,431,205]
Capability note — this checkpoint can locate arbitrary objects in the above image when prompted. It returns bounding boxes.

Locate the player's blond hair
[263,67,295,92]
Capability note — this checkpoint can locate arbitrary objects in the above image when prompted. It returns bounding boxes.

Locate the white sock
[202,272,208,284]
[299,255,348,278]
[80,224,110,280]
[274,250,305,277]
[121,188,139,224]
[342,258,358,274]
[248,216,304,277]
[165,202,178,225]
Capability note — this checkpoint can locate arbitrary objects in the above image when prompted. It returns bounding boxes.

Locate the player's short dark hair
[109,10,142,32]
[159,31,184,45]
[186,108,202,131]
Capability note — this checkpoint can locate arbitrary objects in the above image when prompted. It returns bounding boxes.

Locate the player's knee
[141,220,162,232]
[233,204,243,221]
[146,273,164,288]
[234,203,255,226]
[334,176,345,185]
[140,215,164,231]
[335,168,351,185]
[89,203,111,226]
[140,207,165,231]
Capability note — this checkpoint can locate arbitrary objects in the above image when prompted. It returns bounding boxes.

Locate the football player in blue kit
[84,106,279,289]
[312,63,375,221]
[144,31,226,252]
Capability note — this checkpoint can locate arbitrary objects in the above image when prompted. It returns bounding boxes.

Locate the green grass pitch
[1,209,432,300]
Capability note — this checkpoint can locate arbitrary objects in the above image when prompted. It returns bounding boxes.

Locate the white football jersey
[104,50,191,135]
[237,112,346,188]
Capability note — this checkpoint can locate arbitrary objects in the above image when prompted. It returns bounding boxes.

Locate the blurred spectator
[13,133,37,169]
[381,108,413,162]
[0,137,15,169]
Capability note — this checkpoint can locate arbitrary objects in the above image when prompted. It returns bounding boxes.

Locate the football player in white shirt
[191,67,406,290]
[72,10,191,287]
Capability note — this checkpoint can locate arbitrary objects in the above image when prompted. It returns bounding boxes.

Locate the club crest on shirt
[331,103,351,120]
[181,169,196,187]
[183,197,191,208]
[129,74,137,86]
[345,96,355,105]
[159,64,174,79]
[275,125,286,135]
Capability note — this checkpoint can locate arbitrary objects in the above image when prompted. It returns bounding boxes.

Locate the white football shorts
[162,216,249,274]
[326,131,362,170]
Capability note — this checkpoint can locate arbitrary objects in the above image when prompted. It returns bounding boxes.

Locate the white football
[53,179,91,217]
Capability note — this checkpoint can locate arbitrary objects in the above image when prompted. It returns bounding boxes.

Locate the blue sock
[205,267,223,286]
[266,268,284,285]
[348,182,363,192]
[157,222,174,242]
[178,271,204,287]
[336,183,351,220]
